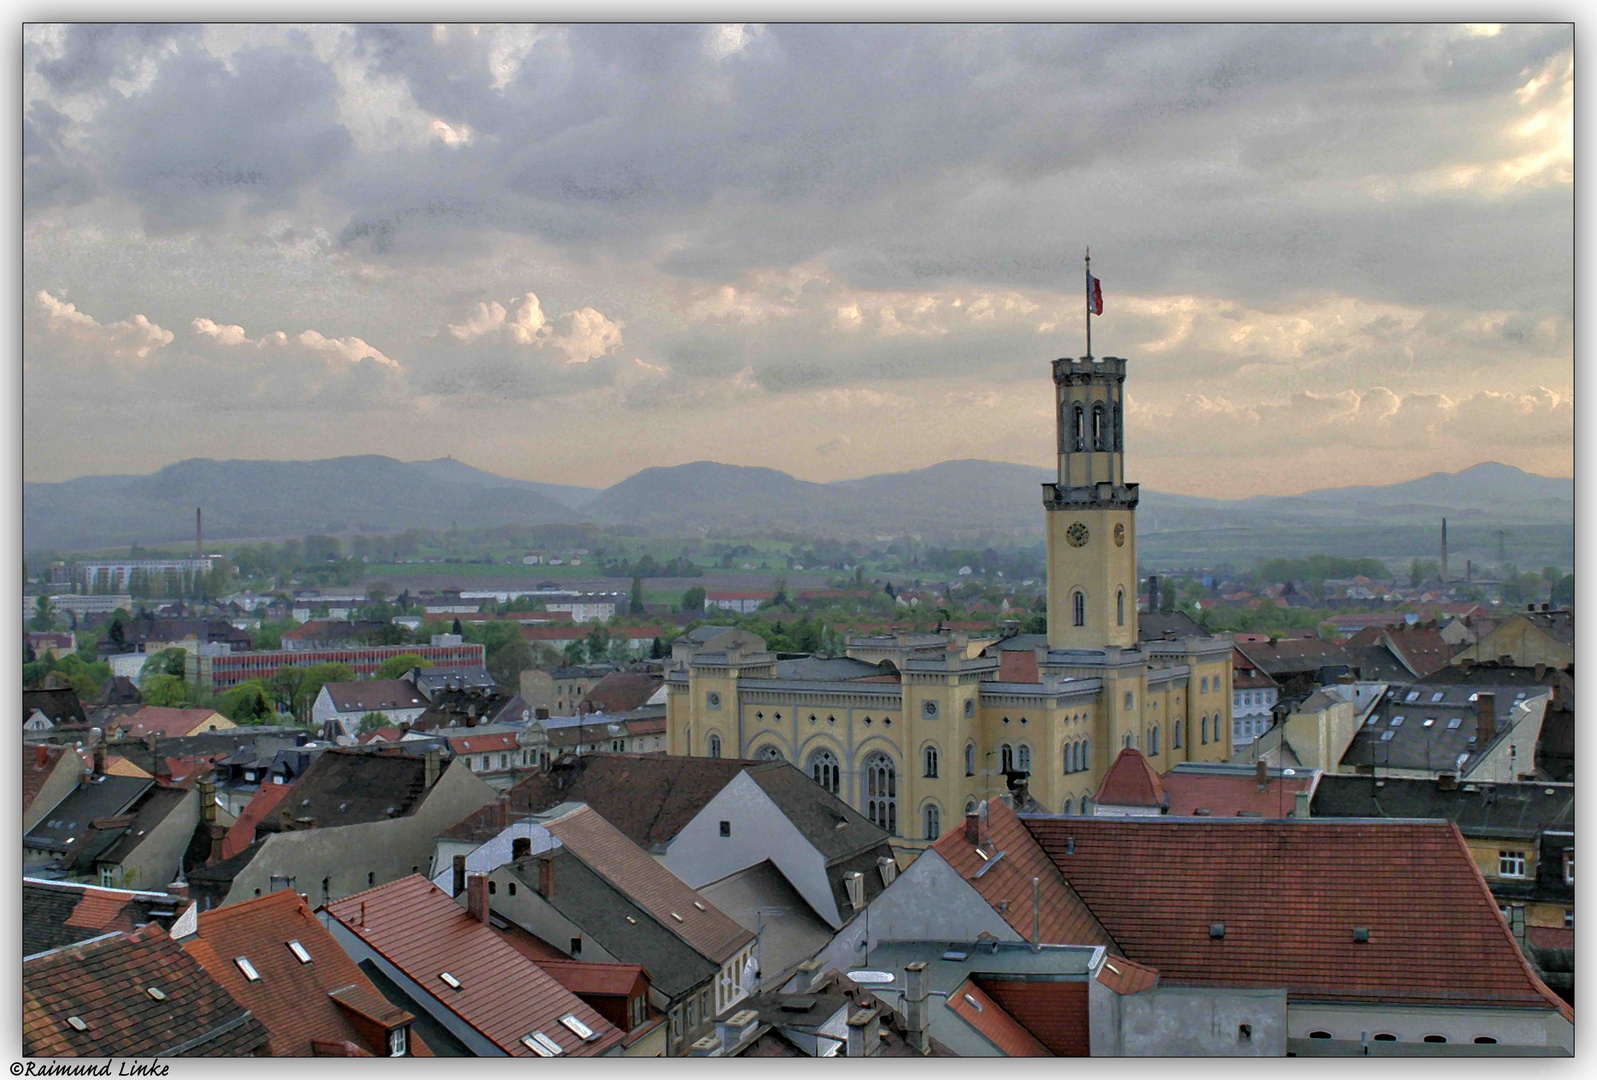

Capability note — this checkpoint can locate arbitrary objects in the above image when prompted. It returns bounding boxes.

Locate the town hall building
[666,352,1236,855]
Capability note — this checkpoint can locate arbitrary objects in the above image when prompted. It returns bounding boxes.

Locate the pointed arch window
[1117,588,1125,626]
[923,745,939,778]
[1072,591,1086,627]
[707,733,722,759]
[1073,405,1086,451]
[1149,725,1160,755]
[924,804,941,841]
[808,749,840,795]
[1173,720,1183,749]
[863,753,898,834]
[1063,798,1074,816]
[1017,745,1032,774]
[1000,744,1014,773]
[1092,404,1106,450]
[1201,716,1209,744]
[965,742,976,776]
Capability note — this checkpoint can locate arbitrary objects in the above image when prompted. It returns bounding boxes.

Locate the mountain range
[23,456,1573,569]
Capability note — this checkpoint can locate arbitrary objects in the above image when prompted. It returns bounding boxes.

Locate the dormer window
[388,1026,408,1057]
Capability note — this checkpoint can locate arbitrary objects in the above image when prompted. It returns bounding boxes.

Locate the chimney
[466,872,490,924]
[1534,662,1547,681]
[424,748,440,789]
[512,836,532,861]
[781,960,824,995]
[688,1035,721,1057]
[1293,790,1311,818]
[964,810,980,844]
[716,1009,760,1052]
[537,853,555,899]
[196,508,203,558]
[199,775,216,825]
[977,800,992,851]
[1441,518,1448,581]
[452,854,467,898]
[1476,692,1497,744]
[207,823,226,864]
[168,879,189,901]
[1255,758,1268,792]
[845,1006,880,1058]
[903,962,930,1054]
[93,743,107,777]
[1467,559,1473,582]
[34,744,48,769]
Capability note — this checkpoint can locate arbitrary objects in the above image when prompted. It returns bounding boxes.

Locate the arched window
[1149,725,1160,755]
[964,798,977,815]
[1117,588,1125,626]
[1063,798,1074,815]
[1201,676,1209,693]
[757,744,785,762]
[1123,732,1133,749]
[1000,744,1014,772]
[808,749,840,795]
[863,753,898,835]
[1082,739,1090,771]
[1073,405,1086,451]
[924,804,941,841]
[1072,591,1086,627]
[1081,796,1092,814]
[964,742,976,776]
[707,733,722,759]
[1173,721,1183,749]
[1092,404,1105,450]
[1201,716,1209,744]
[923,745,939,778]
[1017,745,1032,774]
[1063,742,1073,774]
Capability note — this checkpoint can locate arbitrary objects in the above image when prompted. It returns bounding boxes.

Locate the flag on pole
[1087,273,1103,316]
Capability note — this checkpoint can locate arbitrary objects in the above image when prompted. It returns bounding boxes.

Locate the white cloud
[296,329,400,369]
[34,289,172,359]
[444,291,618,363]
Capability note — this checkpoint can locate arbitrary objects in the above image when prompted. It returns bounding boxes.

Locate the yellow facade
[666,349,1235,851]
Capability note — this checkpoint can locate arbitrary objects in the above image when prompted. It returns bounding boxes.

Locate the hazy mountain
[24,455,1572,570]
[405,456,598,509]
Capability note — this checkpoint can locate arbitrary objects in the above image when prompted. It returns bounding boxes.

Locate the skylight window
[1380,731,1396,742]
[1365,716,1379,726]
[1389,716,1404,727]
[235,957,261,982]
[527,1031,564,1056]
[1422,718,1435,728]
[1447,717,1463,730]
[287,940,312,964]
[66,1016,88,1032]
[439,971,462,989]
[1431,692,1445,703]
[560,1014,597,1041]
[146,987,167,1001]
[1405,691,1419,703]
[521,1034,555,1057]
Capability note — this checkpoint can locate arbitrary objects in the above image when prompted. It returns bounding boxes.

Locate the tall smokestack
[196,508,203,558]
[1440,518,1448,582]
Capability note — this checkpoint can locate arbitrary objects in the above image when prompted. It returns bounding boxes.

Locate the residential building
[1343,624,1456,682]
[108,706,237,740]
[23,923,270,1057]
[178,888,431,1056]
[1450,607,1574,670]
[24,742,85,834]
[186,640,485,690]
[706,591,771,615]
[26,630,76,658]
[1340,685,1551,782]
[72,556,217,593]
[578,670,665,715]
[186,748,495,910]
[312,679,431,738]
[23,685,89,730]
[322,873,626,1056]
[544,594,620,623]
[22,878,192,957]
[445,729,522,783]
[411,665,498,699]
[1233,636,1355,701]
[537,708,667,757]
[42,593,134,618]
[1230,648,1278,746]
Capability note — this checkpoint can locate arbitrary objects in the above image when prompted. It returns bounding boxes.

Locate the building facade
[666,351,1235,854]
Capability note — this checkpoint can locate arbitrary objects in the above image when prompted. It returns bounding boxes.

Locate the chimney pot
[207,823,226,864]
[424,748,441,789]
[1293,790,1311,818]
[845,1007,880,1058]
[452,854,467,898]
[964,811,979,844]
[1476,692,1497,745]
[466,872,491,924]
[538,853,555,898]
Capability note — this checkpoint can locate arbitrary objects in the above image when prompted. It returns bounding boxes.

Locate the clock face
[1066,522,1089,547]
[1114,523,1126,547]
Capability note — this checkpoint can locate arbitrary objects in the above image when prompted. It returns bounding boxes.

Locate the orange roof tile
[536,959,649,998]
[930,799,1115,950]
[182,889,431,1057]
[64,889,143,933]
[1094,956,1159,996]
[1024,816,1571,1012]
[1159,771,1316,818]
[447,732,519,755]
[323,875,622,1057]
[946,979,1050,1056]
[219,783,296,862]
[976,977,1091,1055]
[1095,748,1165,809]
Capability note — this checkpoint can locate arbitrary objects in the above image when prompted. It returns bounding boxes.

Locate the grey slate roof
[24,775,153,854]
[503,847,717,998]
[747,764,890,864]
[1311,775,1573,841]
[1138,611,1206,641]
[772,656,889,681]
[1339,683,1549,775]
[22,879,187,957]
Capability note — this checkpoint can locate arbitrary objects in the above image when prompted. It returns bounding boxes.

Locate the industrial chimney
[196,508,203,558]
[1440,518,1448,582]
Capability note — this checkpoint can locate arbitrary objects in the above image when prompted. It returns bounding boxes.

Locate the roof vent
[1352,927,1370,943]
[1192,808,1213,816]
[145,987,167,1001]
[693,901,706,911]
[671,912,684,922]
[1209,923,1226,939]
[66,1016,88,1032]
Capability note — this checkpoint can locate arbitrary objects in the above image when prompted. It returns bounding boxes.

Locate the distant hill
[23,455,1572,569]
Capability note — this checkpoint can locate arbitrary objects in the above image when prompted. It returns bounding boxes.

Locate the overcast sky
[22,22,1573,497]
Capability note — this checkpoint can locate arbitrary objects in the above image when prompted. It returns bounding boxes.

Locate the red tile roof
[118,706,229,739]
[1094,955,1159,996]
[1022,816,1571,1011]
[24,923,269,1057]
[930,799,1115,950]
[977,976,1090,1055]
[1095,748,1165,809]
[542,805,754,963]
[182,888,431,1057]
[946,979,1051,1056]
[446,731,519,755]
[65,889,147,934]
[358,726,405,744]
[536,959,649,998]
[1527,925,1573,950]
[1158,770,1317,818]
[579,671,664,714]
[323,875,623,1057]
[219,782,296,861]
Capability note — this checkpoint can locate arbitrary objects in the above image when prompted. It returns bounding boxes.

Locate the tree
[1551,574,1575,609]
[141,674,194,707]
[141,647,188,680]
[680,585,706,614]
[267,666,304,713]
[28,595,55,631]
[296,662,356,720]
[487,638,534,691]
[357,712,392,734]
[563,639,587,665]
[374,653,428,680]
[651,636,665,659]
[218,680,273,723]
[367,582,395,604]
[452,617,464,636]
[629,576,646,615]
[585,625,611,662]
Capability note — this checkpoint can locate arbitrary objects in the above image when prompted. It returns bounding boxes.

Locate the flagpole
[1085,247,1092,360]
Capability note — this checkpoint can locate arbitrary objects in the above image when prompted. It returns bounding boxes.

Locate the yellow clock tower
[1045,355,1138,650]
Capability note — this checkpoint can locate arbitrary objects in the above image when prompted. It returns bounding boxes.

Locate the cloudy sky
[22,22,1573,497]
